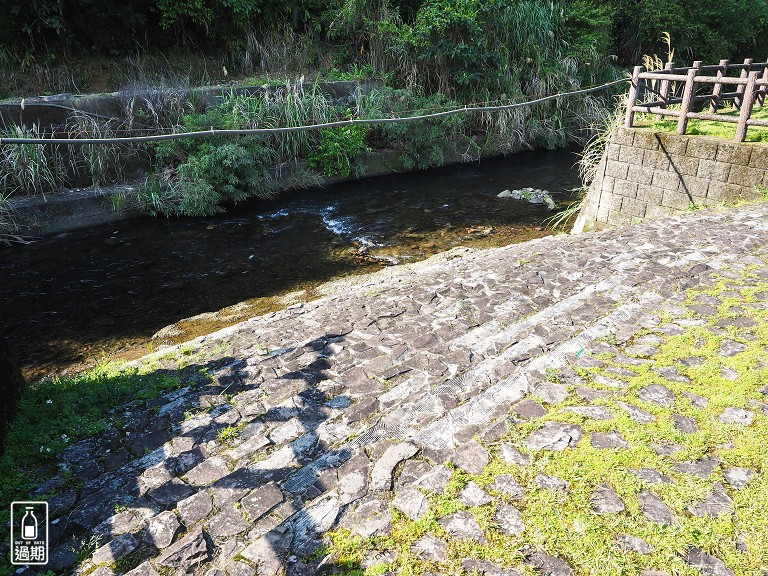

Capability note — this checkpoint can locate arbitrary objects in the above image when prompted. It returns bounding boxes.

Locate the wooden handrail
[625,58,768,141]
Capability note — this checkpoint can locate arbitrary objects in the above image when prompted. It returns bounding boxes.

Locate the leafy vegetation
[323,269,768,575]
[633,105,768,142]
[0,360,183,536]
[3,0,765,219]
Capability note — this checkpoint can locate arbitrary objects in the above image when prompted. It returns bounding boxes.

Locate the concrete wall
[573,127,768,232]
[0,81,379,129]
[12,142,498,237]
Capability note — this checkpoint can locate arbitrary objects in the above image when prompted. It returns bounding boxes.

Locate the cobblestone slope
[19,204,768,576]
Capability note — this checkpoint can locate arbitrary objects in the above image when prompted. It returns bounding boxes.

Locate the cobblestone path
[18,204,768,576]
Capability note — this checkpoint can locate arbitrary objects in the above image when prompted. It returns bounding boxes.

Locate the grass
[0,360,183,546]
[633,104,768,142]
[323,269,768,575]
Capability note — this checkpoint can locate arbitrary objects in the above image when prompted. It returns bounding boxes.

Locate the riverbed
[0,149,581,380]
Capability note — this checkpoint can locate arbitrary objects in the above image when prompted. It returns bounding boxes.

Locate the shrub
[307,124,369,177]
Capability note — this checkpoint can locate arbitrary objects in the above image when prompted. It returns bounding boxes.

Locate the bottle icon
[21,507,37,540]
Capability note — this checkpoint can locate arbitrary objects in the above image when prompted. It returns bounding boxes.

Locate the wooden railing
[624,58,768,141]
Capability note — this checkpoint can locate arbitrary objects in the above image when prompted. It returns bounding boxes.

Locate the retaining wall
[573,127,768,232]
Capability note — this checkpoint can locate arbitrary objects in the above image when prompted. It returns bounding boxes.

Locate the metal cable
[0,78,628,145]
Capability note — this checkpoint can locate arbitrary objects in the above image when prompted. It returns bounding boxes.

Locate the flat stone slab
[673,458,719,479]
[207,504,248,539]
[92,533,139,565]
[512,398,547,419]
[342,498,391,538]
[673,414,698,433]
[177,491,213,525]
[241,481,284,521]
[638,384,675,407]
[498,443,530,466]
[392,487,429,520]
[656,366,690,383]
[463,559,522,576]
[524,422,582,451]
[723,467,754,489]
[575,386,614,401]
[630,468,672,484]
[682,391,708,408]
[459,481,493,507]
[143,510,180,549]
[562,406,613,420]
[535,474,568,492]
[184,456,230,486]
[411,535,447,562]
[415,465,452,493]
[438,510,487,543]
[684,547,734,576]
[156,526,210,572]
[370,442,419,491]
[526,551,574,576]
[490,475,524,499]
[590,483,625,514]
[615,533,652,554]
[494,504,525,536]
[718,407,753,426]
[615,401,655,423]
[718,340,747,357]
[592,374,628,388]
[531,382,569,405]
[591,430,629,450]
[639,490,675,525]
[688,483,733,518]
[451,440,490,475]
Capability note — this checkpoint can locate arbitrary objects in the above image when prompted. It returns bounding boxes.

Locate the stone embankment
[14,204,768,575]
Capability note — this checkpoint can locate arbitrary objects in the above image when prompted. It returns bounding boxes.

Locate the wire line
[0,78,628,145]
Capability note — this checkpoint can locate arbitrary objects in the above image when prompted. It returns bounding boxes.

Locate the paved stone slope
[21,204,768,576]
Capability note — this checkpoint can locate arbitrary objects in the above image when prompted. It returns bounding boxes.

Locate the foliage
[140,135,277,216]
[0,360,182,537]
[0,123,67,196]
[361,87,466,170]
[307,124,369,177]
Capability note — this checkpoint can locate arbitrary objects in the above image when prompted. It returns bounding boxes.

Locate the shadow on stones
[24,334,368,575]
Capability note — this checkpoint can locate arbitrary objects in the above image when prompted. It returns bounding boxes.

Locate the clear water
[0,149,581,380]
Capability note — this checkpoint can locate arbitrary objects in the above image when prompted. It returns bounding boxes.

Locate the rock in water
[497,188,557,210]
[0,339,25,456]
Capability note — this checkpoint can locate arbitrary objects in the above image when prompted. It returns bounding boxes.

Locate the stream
[0,148,582,380]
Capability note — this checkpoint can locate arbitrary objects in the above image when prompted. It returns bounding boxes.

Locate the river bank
[0,149,580,380]
[4,202,767,576]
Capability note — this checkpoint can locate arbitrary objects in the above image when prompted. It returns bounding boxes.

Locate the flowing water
[0,149,582,380]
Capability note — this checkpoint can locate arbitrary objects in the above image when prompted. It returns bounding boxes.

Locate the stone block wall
[573,127,768,232]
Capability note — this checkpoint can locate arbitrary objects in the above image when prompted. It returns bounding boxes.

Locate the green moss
[633,105,768,142]
[323,269,768,575]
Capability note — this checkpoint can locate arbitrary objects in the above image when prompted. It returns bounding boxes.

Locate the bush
[362,87,467,170]
[140,135,276,216]
[307,124,369,177]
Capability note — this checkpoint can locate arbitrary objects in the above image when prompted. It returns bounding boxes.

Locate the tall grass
[65,113,131,186]
[0,123,67,196]
[119,74,195,131]
[223,81,339,164]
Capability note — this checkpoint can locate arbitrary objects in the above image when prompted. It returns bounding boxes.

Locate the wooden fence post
[735,58,753,108]
[735,71,758,142]
[710,59,729,112]
[677,67,698,135]
[657,61,674,120]
[760,59,768,106]
[624,66,643,128]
